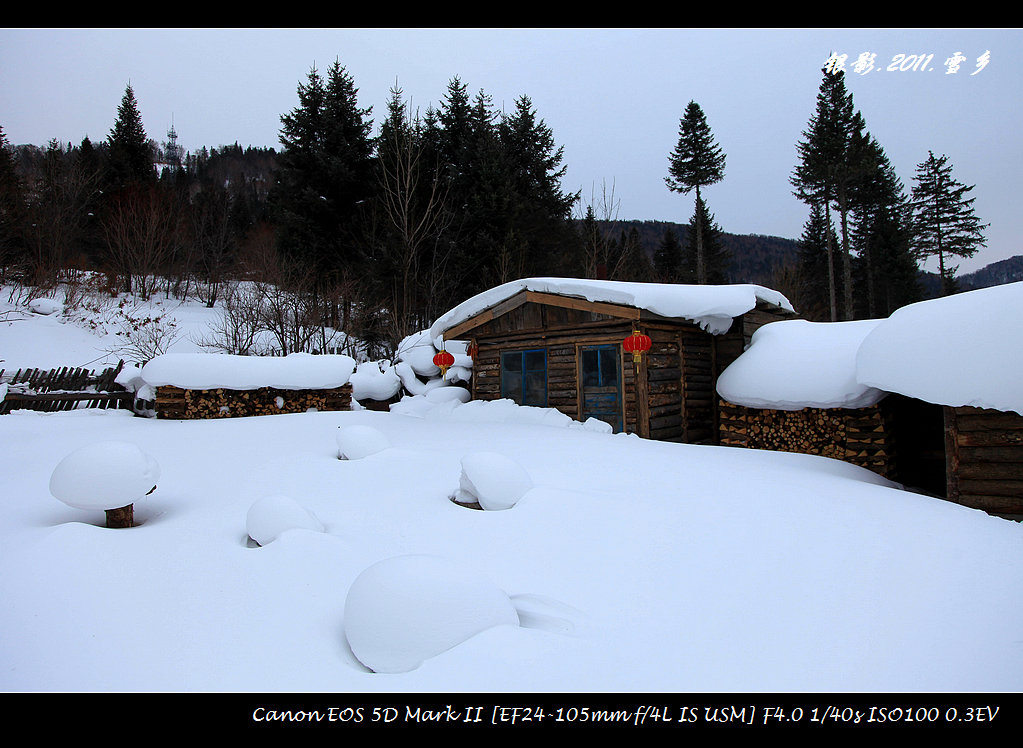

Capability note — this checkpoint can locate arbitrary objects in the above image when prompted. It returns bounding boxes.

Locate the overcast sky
[2,27,1019,274]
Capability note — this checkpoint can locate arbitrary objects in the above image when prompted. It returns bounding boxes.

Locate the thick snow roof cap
[717,319,887,411]
[717,282,1023,416]
[430,277,794,345]
[855,281,1023,415]
[141,352,356,391]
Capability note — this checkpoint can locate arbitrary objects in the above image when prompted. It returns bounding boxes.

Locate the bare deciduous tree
[101,184,183,299]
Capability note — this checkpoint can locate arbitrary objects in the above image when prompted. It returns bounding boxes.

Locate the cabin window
[501,349,547,407]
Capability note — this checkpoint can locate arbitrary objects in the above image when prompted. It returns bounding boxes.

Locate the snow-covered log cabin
[718,282,1023,518]
[430,278,797,442]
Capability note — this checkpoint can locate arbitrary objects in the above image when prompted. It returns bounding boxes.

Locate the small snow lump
[246,495,324,546]
[336,424,391,460]
[453,451,533,510]
[344,554,519,673]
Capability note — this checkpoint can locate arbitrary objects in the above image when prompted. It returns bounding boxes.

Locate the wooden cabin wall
[470,321,641,431]
[945,406,1023,516]
[645,329,683,442]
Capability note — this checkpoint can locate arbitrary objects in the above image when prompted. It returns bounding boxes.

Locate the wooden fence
[0,361,133,414]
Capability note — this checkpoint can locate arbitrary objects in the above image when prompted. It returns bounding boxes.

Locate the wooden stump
[105,504,134,528]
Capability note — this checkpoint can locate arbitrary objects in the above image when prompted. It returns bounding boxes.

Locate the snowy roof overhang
[141,352,356,391]
[717,281,1023,416]
[430,277,795,345]
[855,281,1023,415]
[716,319,887,411]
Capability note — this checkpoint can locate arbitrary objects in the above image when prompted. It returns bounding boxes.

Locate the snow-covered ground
[1,282,1022,692]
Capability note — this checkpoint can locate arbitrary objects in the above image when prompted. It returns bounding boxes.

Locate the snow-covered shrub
[48,441,160,528]
[28,297,62,315]
[453,451,533,511]
[344,554,519,673]
[349,361,401,403]
[336,425,391,460]
[108,303,181,366]
[396,330,441,378]
[245,495,324,546]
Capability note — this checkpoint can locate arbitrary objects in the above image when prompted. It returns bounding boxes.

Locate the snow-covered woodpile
[152,384,352,419]
[141,352,356,420]
[720,283,1023,516]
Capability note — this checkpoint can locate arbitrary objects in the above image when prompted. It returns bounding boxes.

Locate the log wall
[154,384,352,419]
[455,295,794,443]
[718,399,896,479]
[945,406,1023,516]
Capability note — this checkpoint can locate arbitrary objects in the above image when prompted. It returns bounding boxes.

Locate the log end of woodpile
[154,384,353,419]
[717,399,895,479]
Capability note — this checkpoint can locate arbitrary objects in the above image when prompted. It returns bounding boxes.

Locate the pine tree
[680,196,729,284]
[0,125,27,271]
[271,60,374,289]
[106,84,153,190]
[850,135,920,317]
[665,101,725,284]
[791,68,867,320]
[654,227,683,283]
[909,151,988,296]
[615,226,652,282]
[796,202,841,321]
[497,95,579,278]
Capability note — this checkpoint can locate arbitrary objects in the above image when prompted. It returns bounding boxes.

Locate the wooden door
[579,344,622,432]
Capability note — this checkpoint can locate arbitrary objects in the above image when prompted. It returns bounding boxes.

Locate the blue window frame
[501,349,547,407]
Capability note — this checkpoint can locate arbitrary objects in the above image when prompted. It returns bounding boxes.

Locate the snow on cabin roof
[855,281,1023,415]
[716,319,887,411]
[141,352,356,391]
[430,277,794,344]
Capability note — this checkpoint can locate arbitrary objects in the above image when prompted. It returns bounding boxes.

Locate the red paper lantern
[433,350,455,377]
[623,329,652,363]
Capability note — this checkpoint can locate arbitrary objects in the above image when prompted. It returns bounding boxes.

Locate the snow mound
[28,297,62,315]
[344,554,519,673]
[49,441,160,511]
[336,424,391,460]
[245,495,324,546]
[717,319,886,410]
[454,451,533,510]
[424,386,471,404]
[392,394,613,433]
[856,281,1023,415]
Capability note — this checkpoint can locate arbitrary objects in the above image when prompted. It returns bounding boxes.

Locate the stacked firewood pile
[719,399,895,478]
[154,384,352,419]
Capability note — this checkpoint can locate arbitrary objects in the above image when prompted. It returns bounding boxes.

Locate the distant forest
[605,219,799,287]
[617,218,1021,299]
